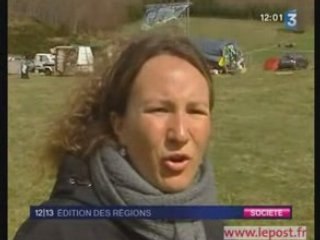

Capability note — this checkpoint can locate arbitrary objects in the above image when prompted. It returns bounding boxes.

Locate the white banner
[224,226,307,240]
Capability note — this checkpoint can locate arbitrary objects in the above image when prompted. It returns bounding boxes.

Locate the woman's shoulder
[14,218,224,240]
[13,216,132,240]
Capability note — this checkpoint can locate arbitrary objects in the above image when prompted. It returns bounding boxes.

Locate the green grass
[8,18,314,240]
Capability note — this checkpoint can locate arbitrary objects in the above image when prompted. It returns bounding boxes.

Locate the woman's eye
[188,109,209,115]
[145,107,168,113]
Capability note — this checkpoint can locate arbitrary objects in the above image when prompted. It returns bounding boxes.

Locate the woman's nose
[167,114,189,144]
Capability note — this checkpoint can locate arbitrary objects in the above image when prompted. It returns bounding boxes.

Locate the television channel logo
[284,9,298,30]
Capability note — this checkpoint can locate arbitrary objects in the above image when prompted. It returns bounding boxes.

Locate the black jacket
[14,156,225,240]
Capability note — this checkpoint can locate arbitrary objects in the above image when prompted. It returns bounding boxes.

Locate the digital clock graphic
[260,13,283,22]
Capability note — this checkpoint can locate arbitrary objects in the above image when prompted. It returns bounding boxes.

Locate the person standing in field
[20,60,29,79]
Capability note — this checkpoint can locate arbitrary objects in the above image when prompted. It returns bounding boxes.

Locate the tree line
[9,0,313,34]
[9,0,143,34]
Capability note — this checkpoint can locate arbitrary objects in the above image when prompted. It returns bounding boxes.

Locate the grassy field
[8,18,314,239]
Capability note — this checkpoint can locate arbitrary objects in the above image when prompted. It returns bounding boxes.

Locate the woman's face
[112,54,212,193]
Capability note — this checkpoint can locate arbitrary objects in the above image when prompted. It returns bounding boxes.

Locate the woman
[14,33,224,240]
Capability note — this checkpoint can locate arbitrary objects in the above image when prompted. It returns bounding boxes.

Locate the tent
[192,38,246,74]
[264,57,280,71]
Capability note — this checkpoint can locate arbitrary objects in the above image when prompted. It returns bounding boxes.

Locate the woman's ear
[110,112,126,145]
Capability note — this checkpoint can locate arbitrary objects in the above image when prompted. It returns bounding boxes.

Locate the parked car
[33,53,56,76]
[278,53,309,70]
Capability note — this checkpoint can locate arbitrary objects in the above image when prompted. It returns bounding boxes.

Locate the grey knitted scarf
[89,146,217,240]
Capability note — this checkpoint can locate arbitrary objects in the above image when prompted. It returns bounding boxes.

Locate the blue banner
[30,205,292,220]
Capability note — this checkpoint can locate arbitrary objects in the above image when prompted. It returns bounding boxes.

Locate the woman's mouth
[162,154,191,172]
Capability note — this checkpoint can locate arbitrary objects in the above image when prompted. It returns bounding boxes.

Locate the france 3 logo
[284,9,298,30]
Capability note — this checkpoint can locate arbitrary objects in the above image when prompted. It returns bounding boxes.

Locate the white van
[34,53,56,75]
